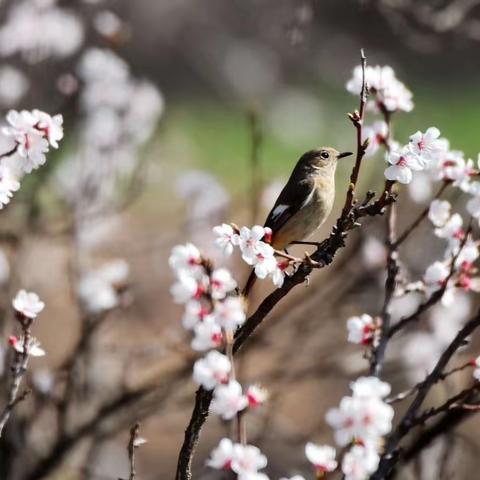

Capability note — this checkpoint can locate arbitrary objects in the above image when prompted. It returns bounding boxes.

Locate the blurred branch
[247,108,263,224]
[373,308,480,479]
[0,315,34,437]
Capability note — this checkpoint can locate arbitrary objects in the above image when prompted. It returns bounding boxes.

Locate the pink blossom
[213,223,237,256]
[210,268,237,299]
[347,314,377,345]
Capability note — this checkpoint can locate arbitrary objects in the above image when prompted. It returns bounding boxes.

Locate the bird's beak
[338,151,353,159]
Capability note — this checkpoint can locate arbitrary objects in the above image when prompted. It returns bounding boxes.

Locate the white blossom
[210,268,237,299]
[246,384,268,408]
[213,296,246,332]
[231,443,268,475]
[473,356,480,381]
[424,261,449,296]
[207,438,234,470]
[169,243,202,274]
[211,380,248,420]
[341,445,380,480]
[0,66,29,106]
[170,271,203,304]
[326,395,394,446]
[350,377,391,399]
[0,165,20,208]
[428,200,451,227]
[181,300,211,330]
[33,110,64,148]
[384,147,425,184]
[9,335,45,357]
[362,121,388,156]
[409,127,443,162]
[305,442,337,473]
[237,226,270,264]
[213,224,237,256]
[191,317,223,351]
[346,65,413,113]
[12,290,44,318]
[434,213,463,240]
[347,314,376,345]
[193,351,231,390]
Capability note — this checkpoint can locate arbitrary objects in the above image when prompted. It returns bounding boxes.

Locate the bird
[243,147,352,296]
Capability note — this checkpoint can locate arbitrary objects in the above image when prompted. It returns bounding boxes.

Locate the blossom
[12,290,44,318]
[467,195,480,221]
[272,261,287,288]
[191,317,223,351]
[170,271,204,304]
[231,443,268,475]
[16,129,49,172]
[326,395,394,446]
[434,213,463,240]
[362,121,388,156]
[193,351,231,390]
[473,356,480,381]
[33,110,64,148]
[211,380,248,420]
[350,377,391,399]
[213,296,246,332]
[246,384,268,408]
[210,268,237,299]
[409,127,443,162]
[181,300,212,330]
[305,442,337,474]
[207,438,234,470]
[384,147,425,184]
[0,66,28,107]
[428,199,451,227]
[213,224,238,256]
[346,65,413,113]
[251,242,277,279]
[423,261,449,295]
[9,335,45,357]
[169,243,202,273]
[347,314,377,345]
[237,226,270,264]
[78,260,129,313]
[0,164,20,208]
[341,445,380,480]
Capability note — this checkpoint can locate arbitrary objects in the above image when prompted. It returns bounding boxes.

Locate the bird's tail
[242,269,257,297]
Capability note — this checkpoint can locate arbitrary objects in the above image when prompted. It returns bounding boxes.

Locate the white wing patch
[271,204,289,220]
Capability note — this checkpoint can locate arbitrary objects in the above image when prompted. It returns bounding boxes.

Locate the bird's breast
[272,175,335,249]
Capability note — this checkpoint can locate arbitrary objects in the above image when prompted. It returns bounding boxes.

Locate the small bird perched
[243,147,352,296]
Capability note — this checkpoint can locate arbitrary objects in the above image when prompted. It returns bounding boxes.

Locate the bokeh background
[1,0,480,479]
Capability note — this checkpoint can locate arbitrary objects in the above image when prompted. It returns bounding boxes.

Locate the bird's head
[299,147,353,174]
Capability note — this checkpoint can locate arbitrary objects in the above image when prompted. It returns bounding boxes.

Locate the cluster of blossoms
[422,198,480,305]
[0,0,84,63]
[213,224,287,288]
[325,377,394,480]
[8,289,46,357]
[56,47,163,217]
[170,240,274,478]
[346,65,413,114]
[78,259,130,314]
[0,109,63,208]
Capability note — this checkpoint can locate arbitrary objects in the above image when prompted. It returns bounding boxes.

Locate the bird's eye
[320,151,329,159]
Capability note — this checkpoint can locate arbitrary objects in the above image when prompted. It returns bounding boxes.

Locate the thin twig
[387,361,473,404]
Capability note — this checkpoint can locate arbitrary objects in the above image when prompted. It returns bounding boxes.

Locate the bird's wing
[264,176,315,233]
